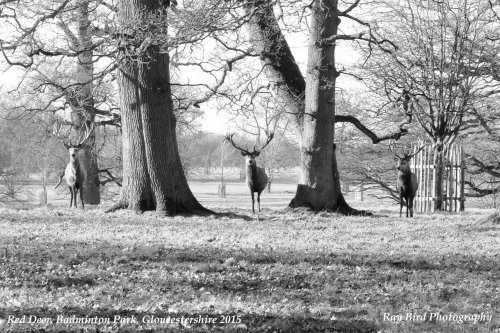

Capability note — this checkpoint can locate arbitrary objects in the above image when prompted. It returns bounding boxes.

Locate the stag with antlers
[54,123,95,209]
[389,140,425,218]
[225,132,274,214]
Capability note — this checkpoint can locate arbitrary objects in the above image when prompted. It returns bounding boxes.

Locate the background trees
[0,0,120,204]
[0,0,498,212]
[359,0,500,209]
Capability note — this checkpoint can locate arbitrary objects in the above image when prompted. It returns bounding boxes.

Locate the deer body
[246,162,268,193]
[226,132,274,214]
[396,159,418,217]
[245,153,269,213]
[54,123,94,209]
[390,141,424,218]
[65,148,85,208]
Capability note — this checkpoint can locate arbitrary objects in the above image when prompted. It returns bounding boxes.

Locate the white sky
[199,32,364,134]
[0,14,365,136]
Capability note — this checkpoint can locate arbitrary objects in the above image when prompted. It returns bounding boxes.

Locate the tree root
[104,201,127,213]
[104,198,213,216]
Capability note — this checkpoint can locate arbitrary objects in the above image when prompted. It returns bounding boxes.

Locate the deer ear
[63,143,70,150]
[240,151,247,156]
[254,151,260,157]
[394,156,399,162]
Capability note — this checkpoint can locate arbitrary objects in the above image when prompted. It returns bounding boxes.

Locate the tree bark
[246,0,366,214]
[290,0,339,210]
[71,0,100,204]
[110,0,209,215]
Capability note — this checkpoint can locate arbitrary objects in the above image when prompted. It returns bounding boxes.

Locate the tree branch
[99,169,122,187]
[335,115,408,143]
[466,154,500,178]
[464,180,500,197]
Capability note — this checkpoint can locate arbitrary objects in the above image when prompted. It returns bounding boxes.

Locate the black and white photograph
[0,0,499,332]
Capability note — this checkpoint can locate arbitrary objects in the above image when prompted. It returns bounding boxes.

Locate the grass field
[0,181,499,333]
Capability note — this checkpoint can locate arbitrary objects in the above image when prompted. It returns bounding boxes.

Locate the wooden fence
[411,143,465,212]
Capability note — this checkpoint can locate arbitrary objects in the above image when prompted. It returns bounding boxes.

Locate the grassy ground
[0,202,499,333]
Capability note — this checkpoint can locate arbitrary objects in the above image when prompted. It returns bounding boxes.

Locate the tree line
[0,0,498,214]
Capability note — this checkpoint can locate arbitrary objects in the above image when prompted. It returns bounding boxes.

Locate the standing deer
[54,123,94,209]
[225,132,274,214]
[389,141,425,217]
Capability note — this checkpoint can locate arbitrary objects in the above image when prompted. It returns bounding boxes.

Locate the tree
[462,99,500,205]
[0,0,224,208]
[359,0,500,210]
[108,0,209,215]
[244,0,405,214]
[0,0,121,205]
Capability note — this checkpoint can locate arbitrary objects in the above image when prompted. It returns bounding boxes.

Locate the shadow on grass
[138,246,498,273]
[2,236,498,276]
[210,211,254,221]
[2,238,498,333]
[0,308,378,333]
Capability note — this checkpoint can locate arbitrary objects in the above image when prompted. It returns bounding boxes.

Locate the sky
[197,34,364,135]
[0,13,365,136]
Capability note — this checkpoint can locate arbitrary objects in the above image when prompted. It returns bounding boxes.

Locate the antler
[53,121,95,149]
[254,131,274,153]
[75,122,95,148]
[388,139,403,159]
[53,122,71,149]
[224,134,252,155]
[225,131,275,155]
[404,141,425,159]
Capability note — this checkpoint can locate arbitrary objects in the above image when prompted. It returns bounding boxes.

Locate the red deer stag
[389,141,425,217]
[225,132,274,214]
[54,123,94,209]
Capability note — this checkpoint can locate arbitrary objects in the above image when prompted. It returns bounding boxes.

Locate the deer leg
[68,186,74,208]
[399,194,403,217]
[409,196,414,217]
[405,197,409,217]
[250,190,255,214]
[257,191,261,213]
[79,185,85,209]
[74,187,78,208]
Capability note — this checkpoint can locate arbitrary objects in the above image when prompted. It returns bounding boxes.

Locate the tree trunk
[110,0,209,215]
[246,0,365,214]
[434,147,444,211]
[77,143,100,204]
[71,0,100,204]
[289,0,340,210]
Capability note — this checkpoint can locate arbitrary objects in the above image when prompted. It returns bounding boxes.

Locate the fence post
[416,144,422,212]
[459,145,465,211]
[423,144,429,212]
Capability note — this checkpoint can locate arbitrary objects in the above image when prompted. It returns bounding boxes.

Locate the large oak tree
[244,0,404,214]
[110,0,209,215]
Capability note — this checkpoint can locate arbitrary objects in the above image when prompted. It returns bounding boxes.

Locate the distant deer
[225,132,274,214]
[389,141,425,217]
[54,123,94,209]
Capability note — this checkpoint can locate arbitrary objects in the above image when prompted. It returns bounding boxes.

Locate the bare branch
[335,115,408,144]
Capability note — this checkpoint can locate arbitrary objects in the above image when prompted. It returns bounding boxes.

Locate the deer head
[389,140,424,173]
[225,131,274,168]
[54,122,95,156]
